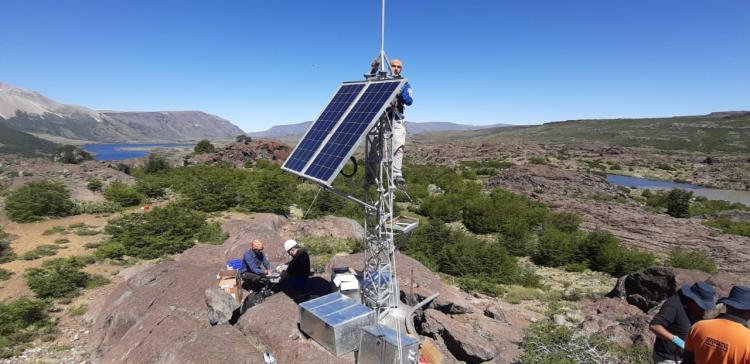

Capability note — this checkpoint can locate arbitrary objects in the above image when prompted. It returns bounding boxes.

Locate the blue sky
[2,0,748,132]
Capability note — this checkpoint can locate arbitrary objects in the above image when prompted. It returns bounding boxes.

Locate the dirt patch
[0,214,113,301]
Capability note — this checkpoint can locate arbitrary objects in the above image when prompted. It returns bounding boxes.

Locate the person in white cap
[280,239,310,291]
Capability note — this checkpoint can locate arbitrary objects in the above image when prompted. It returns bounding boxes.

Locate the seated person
[239,239,273,291]
[279,239,310,292]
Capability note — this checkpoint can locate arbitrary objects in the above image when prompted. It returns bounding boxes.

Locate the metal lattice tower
[361,111,399,320]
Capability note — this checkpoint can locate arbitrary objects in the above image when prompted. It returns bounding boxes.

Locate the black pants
[241,272,268,291]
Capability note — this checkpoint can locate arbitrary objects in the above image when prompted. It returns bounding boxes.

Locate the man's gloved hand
[671,335,685,349]
[275,264,288,273]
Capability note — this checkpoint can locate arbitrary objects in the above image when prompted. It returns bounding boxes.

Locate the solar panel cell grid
[305,81,401,181]
[283,83,365,172]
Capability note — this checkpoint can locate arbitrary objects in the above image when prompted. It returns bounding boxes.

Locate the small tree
[103,182,141,207]
[24,258,88,298]
[142,154,171,174]
[86,178,103,192]
[664,189,692,218]
[194,139,215,154]
[5,181,75,222]
[667,247,717,274]
[236,134,252,144]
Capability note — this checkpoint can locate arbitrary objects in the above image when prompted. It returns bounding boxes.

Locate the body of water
[607,174,750,206]
[82,143,194,161]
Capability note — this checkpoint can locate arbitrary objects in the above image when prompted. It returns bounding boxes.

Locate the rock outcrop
[88,213,542,363]
[88,214,331,363]
[188,139,291,168]
[607,267,735,312]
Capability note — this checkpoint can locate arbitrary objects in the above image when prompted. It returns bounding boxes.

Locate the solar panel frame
[304,80,405,185]
[282,82,367,175]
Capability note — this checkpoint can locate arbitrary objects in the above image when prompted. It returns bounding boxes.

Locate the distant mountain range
[248,121,511,139]
[0,82,244,144]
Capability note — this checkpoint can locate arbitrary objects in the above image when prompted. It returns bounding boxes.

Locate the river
[607,174,750,206]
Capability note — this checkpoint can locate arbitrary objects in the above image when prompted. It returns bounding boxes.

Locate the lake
[82,143,194,161]
[607,174,750,206]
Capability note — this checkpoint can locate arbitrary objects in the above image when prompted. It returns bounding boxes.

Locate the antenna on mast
[368,0,392,79]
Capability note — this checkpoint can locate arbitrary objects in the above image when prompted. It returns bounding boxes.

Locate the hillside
[248,120,509,139]
[424,112,750,153]
[0,121,60,156]
[0,82,244,143]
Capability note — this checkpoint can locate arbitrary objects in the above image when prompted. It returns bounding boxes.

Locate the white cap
[283,239,298,252]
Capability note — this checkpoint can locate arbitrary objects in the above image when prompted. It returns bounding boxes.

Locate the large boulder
[607,267,735,312]
[418,310,496,363]
[579,298,654,348]
[205,288,240,325]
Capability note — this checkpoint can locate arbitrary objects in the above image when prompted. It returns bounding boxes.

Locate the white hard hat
[283,239,298,252]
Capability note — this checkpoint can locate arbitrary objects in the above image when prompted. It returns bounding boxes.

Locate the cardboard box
[217,269,239,279]
[216,269,241,302]
[223,286,242,302]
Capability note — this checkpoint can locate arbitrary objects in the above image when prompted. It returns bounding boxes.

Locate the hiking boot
[394,176,405,187]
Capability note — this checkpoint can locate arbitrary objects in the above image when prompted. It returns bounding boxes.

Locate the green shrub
[103,182,141,207]
[53,238,70,245]
[664,189,692,218]
[135,177,167,199]
[497,215,535,256]
[0,268,13,281]
[532,229,656,277]
[237,167,298,215]
[297,236,361,256]
[529,156,548,165]
[101,204,225,259]
[83,242,101,249]
[704,218,750,237]
[596,244,657,276]
[71,201,123,214]
[24,258,88,298]
[68,304,87,317]
[194,139,215,154]
[532,228,583,267]
[73,228,100,236]
[456,277,506,297]
[547,212,581,233]
[419,194,467,222]
[0,240,16,263]
[5,181,75,222]
[84,275,110,289]
[463,189,548,235]
[689,198,748,217]
[86,178,103,192]
[403,220,538,287]
[21,245,60,260]
[141,154,171,174]
[0,298,52,358]
[68,222,87,229]
[667,247,717,274]
[42,226,66,235]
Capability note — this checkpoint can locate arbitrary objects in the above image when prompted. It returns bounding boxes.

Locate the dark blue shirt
[240,250,271,275]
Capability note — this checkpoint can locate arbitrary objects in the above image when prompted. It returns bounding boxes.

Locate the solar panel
[305,81,402,183]
[283,83,366,172]
[281,79,406,186]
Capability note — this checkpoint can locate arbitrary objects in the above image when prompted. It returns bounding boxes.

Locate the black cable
[341,156,358,177]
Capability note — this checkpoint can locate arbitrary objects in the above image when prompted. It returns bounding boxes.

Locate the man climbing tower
[389,59,413,186]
